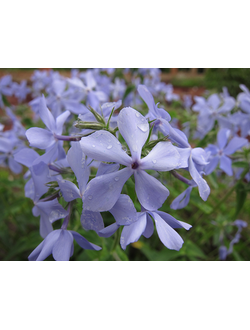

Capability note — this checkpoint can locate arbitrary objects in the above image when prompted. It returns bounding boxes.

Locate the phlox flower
[26,95,71,161]
[28,228,101,261]
[80,107,181,212]
[68,70,108,111]
[57,142,138,232]
[192,93,235,137]
[99,206,191,251]
[137,84,210,201]
[205,128,248,176]
[45,78,88,117]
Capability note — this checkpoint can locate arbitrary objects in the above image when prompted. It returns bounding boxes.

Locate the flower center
[131,161,139,170]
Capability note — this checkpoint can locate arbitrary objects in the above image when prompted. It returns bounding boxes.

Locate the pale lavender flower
[205,128,248,176]
[137,84,210,201]
[80,107,181,212]
[28,228,101,261]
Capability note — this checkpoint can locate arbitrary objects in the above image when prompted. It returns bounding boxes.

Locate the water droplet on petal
[107,145,113,150]
[135,112,140,118]
[137,123,148,132]
[114,177,119,182]
[152,159,157,164]
[92,144,96,148]
[88,195,93,200]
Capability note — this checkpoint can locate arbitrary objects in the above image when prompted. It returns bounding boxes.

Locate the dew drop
[114,177,119,182]
[92,144,96,148]
[135,112,140,118]
[137,123,148,132]
[152,159,157,164]
[107,145,113,150]
[88,195,93,200]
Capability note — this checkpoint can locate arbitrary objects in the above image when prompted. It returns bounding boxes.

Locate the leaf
[183,240,207,260]
[190,196,213,214]
[232,161,250,169]
[234,183,247,218]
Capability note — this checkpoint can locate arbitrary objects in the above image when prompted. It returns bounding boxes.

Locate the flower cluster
[0,68,249,261]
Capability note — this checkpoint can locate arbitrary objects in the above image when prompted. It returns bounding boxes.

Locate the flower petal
[81,210,104,231]
[219,155,232,176]
[188,157,210,201]
[67,142,90,195]
[55,110,71,135]
[39,95,56,132]
[98,223,120,238]
[140,141,180,171]
[36,230,61,261]
[151,212,184,250]
[223,136,248,155]
[109,194,138,225]
[142,214,154,238]
[217,128,230,150]
[26,127,55,149]
[134,169,169,210]
[170,186,193,210]
[13,147,39,167]
[64,100,89,115]
[70,231,102,250]
[120,212,147,250]
[82,167,133,212]
[155,211,192,230]
[80,130,131,166]
[205,156,219,175]
[58,179,81,201]
[52,230,74,261]
[118,107,149,160]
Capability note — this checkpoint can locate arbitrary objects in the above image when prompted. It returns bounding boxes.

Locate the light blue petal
[55,110,71,135]
[154,211,192,230]
[117,107,149,160]
[217,128,230,150]
[188,156,210,201]
[98,223,120,238]
[36,230,61,261]
[134,169,169,210]
[120,212,147,250]
[109,194,138,225]
[13,147,39,167]
[80,130,132,166]
[170,186,193,210]
[152,212,184,250]
[140,141,180,171]
[58,179,81,201]
[219,155,233,176]
[142,214,154,238]
[70,231,102,250]
[223,136,248,155]
[26,127,55,149]
[52,230,74,261]
[205,156,220,175]
[82,167,133,212]
[81,210,104,231]
[67,142,90,195]
[39,95,56,132]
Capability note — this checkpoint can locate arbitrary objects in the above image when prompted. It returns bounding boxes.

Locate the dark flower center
[131,161,139,170]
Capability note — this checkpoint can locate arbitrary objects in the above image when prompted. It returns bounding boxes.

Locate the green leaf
[232,161,250,169]
[234,183,247,218]
[190,196,213,214]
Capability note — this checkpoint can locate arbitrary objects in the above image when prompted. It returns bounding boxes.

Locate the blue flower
[28,229,101,261]
[80,107,181,212]
[205,128,248,176]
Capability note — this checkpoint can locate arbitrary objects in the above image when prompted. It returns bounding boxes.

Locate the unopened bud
[74,120,104,130]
